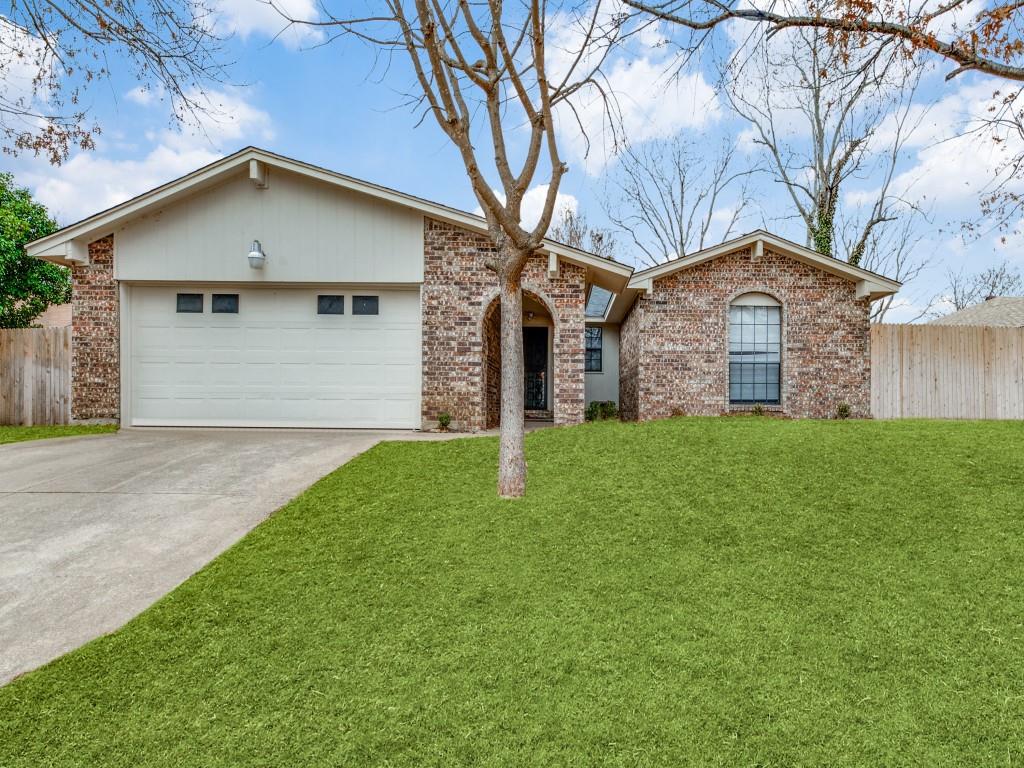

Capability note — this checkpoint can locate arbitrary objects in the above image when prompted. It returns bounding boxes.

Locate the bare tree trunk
[497,270,526,498]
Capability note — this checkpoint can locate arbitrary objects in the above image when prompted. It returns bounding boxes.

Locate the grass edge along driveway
[0,424,116,445]
[1,417,1022,767]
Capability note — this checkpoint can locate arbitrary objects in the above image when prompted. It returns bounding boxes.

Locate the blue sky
[5,0,1022,322]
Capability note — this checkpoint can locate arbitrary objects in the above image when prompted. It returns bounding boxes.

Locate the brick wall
[71,236,119,422]
[620,247,872,420]
[421,218,586,431]
[618,301,642,421]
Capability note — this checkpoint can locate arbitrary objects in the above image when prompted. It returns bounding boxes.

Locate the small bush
[586,401,618,422]
[752,403,765,416]
[835,402,851,420]
[670,406,687,418]
[437,412,452,431]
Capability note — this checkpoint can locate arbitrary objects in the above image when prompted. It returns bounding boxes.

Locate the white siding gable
[114,168,424,283]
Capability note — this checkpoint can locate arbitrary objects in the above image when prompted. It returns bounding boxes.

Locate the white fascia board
[32,238,90,265]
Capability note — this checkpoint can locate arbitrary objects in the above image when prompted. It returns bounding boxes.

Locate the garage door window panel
[353,296,379,315]
[212,294,239,314]
[318,295,344,315]
[176,293,203,313]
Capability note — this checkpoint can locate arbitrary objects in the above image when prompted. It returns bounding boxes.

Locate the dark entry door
[523,326,548,410]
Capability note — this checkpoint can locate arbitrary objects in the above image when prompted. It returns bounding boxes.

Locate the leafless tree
[0,1,227,164]
[274,1,617,497]
[603,137,756,265]
[549,208,618,259]
[838,215,931,320]
[940,260,1024,311]
[622,0,1024,83]
[624,0,1024,236]
[726,24,927,262]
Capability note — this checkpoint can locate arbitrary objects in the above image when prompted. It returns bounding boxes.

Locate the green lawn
[2,418,1022,766]
[0,424,116,445]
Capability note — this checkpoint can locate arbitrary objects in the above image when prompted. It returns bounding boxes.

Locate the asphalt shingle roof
[929,297,1024,327]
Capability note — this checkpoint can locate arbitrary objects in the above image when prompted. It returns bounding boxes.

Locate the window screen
[212,294,239,314]
[585,326,603,372]
[317,295,344,315]
[728,304,781,404]
[352,295,379,315]
[176,293,203,313]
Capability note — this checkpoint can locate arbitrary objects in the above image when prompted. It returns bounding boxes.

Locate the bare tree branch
[725,23,924,262]
[622,0,1024,83]
[0,1,229,164]
[603,137,758,266]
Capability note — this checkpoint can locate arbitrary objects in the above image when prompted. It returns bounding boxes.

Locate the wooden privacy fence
[0,328,71,425]
[871,324,1024,420]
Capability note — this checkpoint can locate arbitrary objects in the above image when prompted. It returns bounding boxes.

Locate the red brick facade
[70,236,119,422]
[421,218,587,431]
[619,246,872,420]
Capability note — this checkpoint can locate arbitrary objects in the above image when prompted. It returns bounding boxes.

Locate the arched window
[729,293,781,404]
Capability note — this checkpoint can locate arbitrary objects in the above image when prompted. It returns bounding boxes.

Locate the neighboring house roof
[26,146,633,293]
[929,296,1024,327]
[34,303,71,328]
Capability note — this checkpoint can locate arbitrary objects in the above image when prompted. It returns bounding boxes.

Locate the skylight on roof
[585,286,614,318]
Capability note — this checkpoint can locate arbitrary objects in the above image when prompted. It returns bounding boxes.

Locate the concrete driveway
[0,428,421,685]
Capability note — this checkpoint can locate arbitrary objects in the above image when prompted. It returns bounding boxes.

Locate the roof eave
[628,231,902,297]
[25,146,634,289]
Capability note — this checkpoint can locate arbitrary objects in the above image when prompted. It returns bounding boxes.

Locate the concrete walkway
[0,428,441,685]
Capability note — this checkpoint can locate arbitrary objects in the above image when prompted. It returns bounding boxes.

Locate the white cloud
[844,80,1024,211]
[544,1,720,175]
[0,19,50,101]
[170,87,276,148]
[555,55,720,176]
[0,19,57,136]
[22,87,274,224]
[125,85,164,106]
[473,184,579,230]
[212,0,324,48]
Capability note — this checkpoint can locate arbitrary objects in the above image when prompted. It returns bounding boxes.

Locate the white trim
[731,291,781,306]
[27,146,633,290]
[628,230,900,300]
[249,159,269,189]
[34,238,89,265]
[119,283,131,426]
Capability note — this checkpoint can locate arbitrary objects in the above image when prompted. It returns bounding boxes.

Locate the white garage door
[128,286,421,428]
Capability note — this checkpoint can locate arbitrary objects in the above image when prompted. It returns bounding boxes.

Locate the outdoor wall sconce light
[247,240,266,269]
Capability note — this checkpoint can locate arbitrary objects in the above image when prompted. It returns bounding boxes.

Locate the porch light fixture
[247,240,266,269]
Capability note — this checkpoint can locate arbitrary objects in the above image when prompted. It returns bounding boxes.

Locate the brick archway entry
[482,290,557,429]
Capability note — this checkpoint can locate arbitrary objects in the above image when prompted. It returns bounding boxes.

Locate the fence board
[0,328,72,425]
[871,324,1024,420]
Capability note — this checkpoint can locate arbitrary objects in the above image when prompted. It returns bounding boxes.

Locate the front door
[523,326,548,410]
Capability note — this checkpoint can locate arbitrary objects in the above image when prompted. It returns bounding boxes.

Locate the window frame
[211,293,239,314]
[317,295,345,315]
[352,295,379,316]
[727,297,782,406]
[585,326,603,373]
[176,293,203,313]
